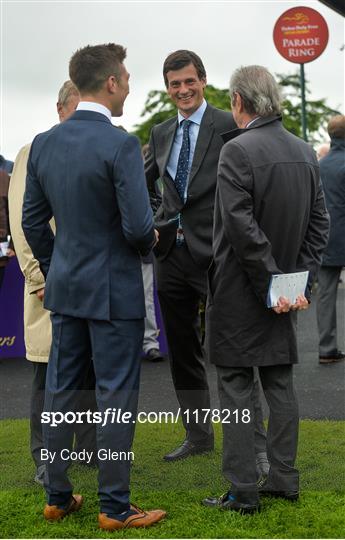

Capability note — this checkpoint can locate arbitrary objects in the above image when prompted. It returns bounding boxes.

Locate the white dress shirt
[76,101,112,121]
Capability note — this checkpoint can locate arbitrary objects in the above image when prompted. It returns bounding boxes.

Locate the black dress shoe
[203,491,260,514]
[319,350,345,364]
[146,348,165,362]
[163,439,214,461]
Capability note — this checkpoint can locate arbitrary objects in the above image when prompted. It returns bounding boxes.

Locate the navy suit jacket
[22,110,155,321]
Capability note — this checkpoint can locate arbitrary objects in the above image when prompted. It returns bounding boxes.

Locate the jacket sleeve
[113,134,155,256]
[144,127,162,215]
[22,143,54,279]
[296,177,330,298]
[8,145,46,293]
[217,141,281,304]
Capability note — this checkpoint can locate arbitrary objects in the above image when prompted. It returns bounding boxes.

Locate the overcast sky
[1,0,344,160]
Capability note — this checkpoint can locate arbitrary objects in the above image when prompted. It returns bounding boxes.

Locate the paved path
[1,286,344,421]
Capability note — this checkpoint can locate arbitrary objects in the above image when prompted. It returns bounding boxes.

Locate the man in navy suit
[22,43,166,530]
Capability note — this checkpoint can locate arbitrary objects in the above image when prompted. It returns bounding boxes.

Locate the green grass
[0,419,344,538]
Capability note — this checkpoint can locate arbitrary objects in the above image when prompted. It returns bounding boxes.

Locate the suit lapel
[161,119,178,176]
[187,105,214,189]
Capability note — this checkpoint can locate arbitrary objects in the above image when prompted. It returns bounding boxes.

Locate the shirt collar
[245,116,261,128]
[178,99,207,126]
[76,101,112,121]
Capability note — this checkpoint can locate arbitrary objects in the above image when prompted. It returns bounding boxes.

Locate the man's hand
[291,294,309,311]
[273,294,309,314]
[6,248,15,258]
[273,296,291,314]
[36,288,45,301]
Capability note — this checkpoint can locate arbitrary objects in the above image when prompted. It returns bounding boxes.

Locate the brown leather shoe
[98,504,166,530]
[44,494,83,521]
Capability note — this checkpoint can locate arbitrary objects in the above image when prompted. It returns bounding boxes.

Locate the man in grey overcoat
[317,115,345,364]
[204,66,329,513]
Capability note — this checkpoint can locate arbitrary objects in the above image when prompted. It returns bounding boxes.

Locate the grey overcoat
[206,116,329,367]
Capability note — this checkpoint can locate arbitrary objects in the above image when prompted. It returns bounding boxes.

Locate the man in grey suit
[23,43,165,530]
[204,66,329,513]
[145,50,268,471]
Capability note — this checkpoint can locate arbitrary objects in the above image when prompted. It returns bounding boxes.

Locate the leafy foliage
[132,72,340,146]
[277,72,340,144]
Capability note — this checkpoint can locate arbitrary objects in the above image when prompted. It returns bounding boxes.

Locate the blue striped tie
[175,120,191,201]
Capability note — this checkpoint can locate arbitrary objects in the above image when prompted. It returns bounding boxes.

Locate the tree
[276,72,340,144]
[132,72,340,146]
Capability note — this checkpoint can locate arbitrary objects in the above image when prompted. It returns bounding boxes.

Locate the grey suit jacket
[145,103,236,269]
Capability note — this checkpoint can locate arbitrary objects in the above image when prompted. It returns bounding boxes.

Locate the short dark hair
[69,43,126,93]
[163,50,206,87]
[327,115,345,139]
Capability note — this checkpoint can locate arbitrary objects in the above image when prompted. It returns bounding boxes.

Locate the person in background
[141,143,164,362]
[0,156,15,289]
[316,115,345,364]
[204,65,329,513]
[316,143,330,161]
[8,81,97,486]
[0,154,14,175]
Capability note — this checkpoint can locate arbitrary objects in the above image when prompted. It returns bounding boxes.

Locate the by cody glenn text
[41,448,134,464]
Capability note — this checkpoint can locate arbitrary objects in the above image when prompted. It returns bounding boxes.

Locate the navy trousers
[43,313,143,515]
[31,359,97,469]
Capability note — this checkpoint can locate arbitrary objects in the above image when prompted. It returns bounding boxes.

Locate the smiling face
[166,63,206,118]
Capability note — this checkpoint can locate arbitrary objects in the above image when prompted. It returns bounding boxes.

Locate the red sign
[273,6,329,64]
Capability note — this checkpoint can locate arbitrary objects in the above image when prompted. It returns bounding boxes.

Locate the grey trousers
[317,266,343,356]
[141,262,160,353]
[217,364,299,493]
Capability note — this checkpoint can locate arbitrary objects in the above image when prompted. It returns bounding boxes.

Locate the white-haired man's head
[229,65,282,128]
[57,80,80,122]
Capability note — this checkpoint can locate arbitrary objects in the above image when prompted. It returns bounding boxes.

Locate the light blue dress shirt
[167,99,207,201]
